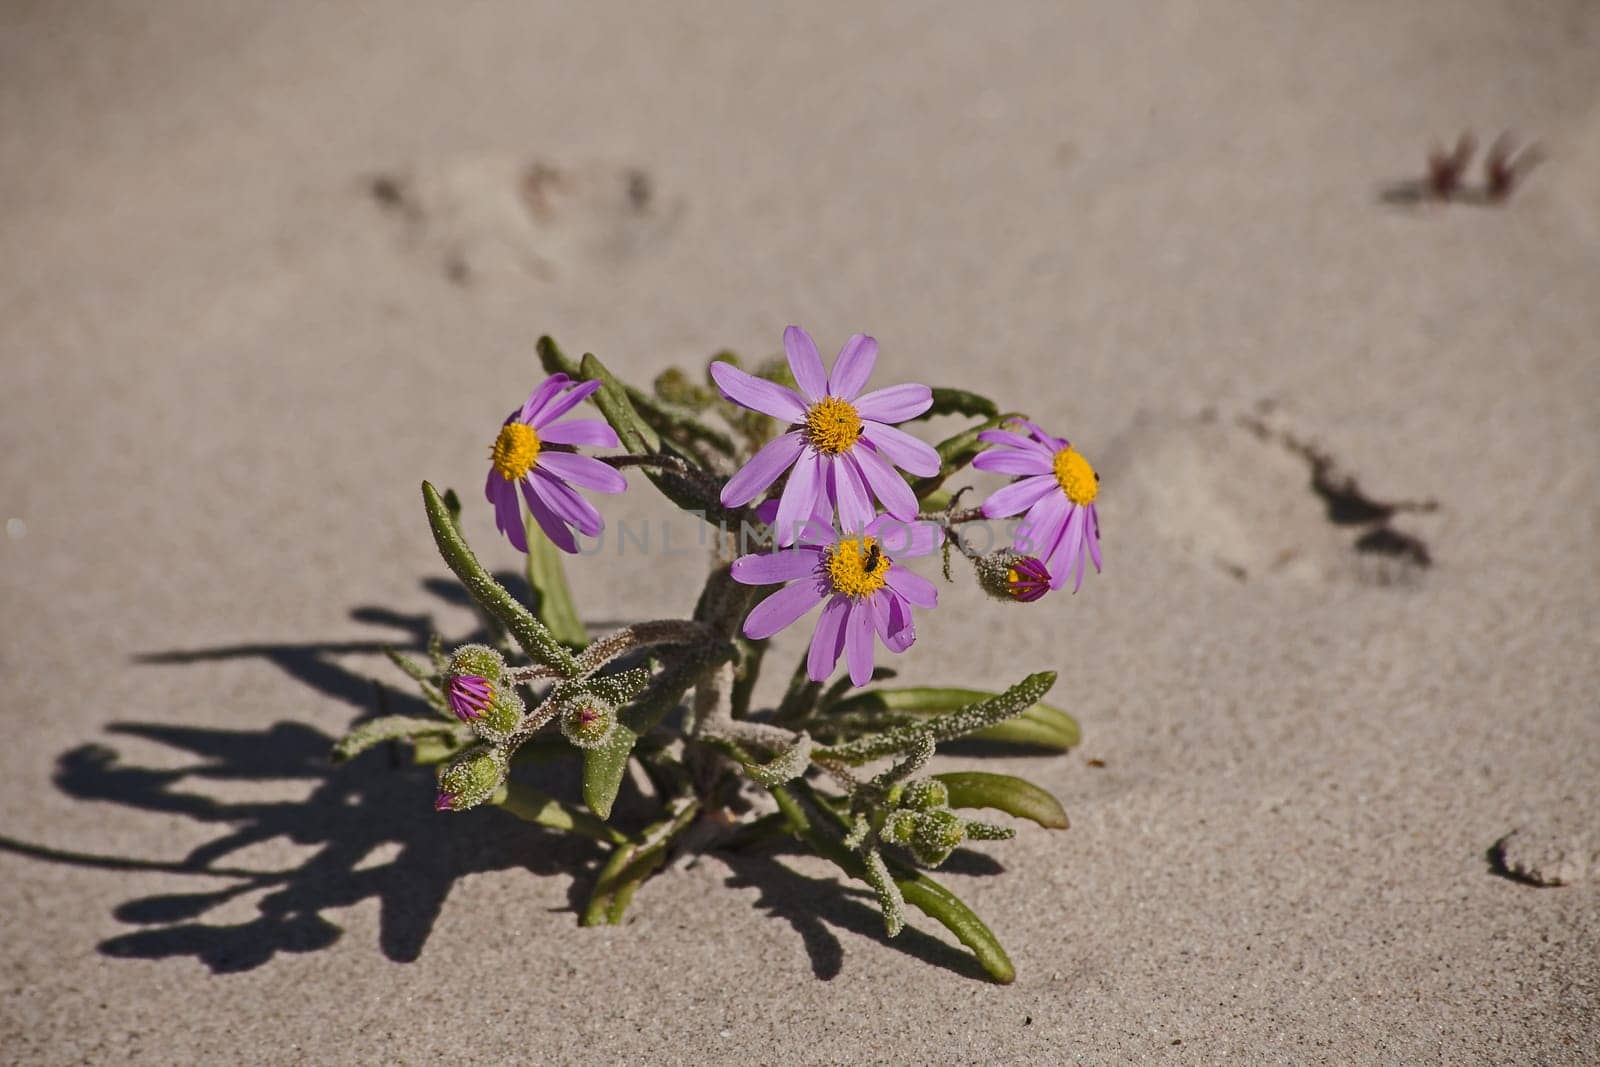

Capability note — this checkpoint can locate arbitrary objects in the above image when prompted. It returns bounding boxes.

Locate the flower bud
[559,695,617,750]
[909,808,967,867]
[435,744,508,812]
[899,778,949,812]
[469,685,525,744]
[882,810,917,845]
[974,550,1051,603]
[447,643,505,682]
[444,645,509,723]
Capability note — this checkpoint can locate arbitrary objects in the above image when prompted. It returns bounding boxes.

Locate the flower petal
[853,442,919,521]
[730,547,825,586]
[537,418,619,448]
[872,591,916,653]
[866,515,942,558]
[527,470,603,537]
[775,449,826,548]
[829,454,875,534]
[721,431,805,508]
[844,600,877,686]
[861,421,940,477]
[536,451,627,494]
[807,596,851,681]
[784,325,829,400]
[976,429,1055,455]
[519,374,572,423]
[981,475,1057,519]
[1086,504,1103,571]
[883,566,938,608]
[710,361,808,422]
[487,471,528,552]
[1014,490,1068,557]
[973,448,1054,476]
[1015,419,1068,451]
[1045,504,1086,590]
[854,383,933,424]
[521,479,578,553]
[743,579,827,641]
[828,334,877,400]
[531,379,603,429]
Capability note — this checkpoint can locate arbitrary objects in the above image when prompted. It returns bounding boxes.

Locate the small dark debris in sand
[367,173,422,222]
[1237,412,1436,574]
[1087,758,1106,769]
[1379,130,1543,207]
[626,168,653,212]
[443,256,472,286]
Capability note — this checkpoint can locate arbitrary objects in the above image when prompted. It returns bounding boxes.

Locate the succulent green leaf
[862,848,906,937]
[524,520,588,646]
[421,481,580,678]
[912,412,1021,499]
[816,672,1059,764]
[410,734,469,766]
[741,731,814,787]
[535,334,583,378]
[496,781,629,844]
[383,647,436,685]
[768,778,1015,983]
[582,799,700,925]
[914,388,1000,421]
[577,353,661,454]
[934,771,1069,829]
[331,716,463,763]
[827,685,1080,751]
[576,667,652,708]
[581,724,636,819]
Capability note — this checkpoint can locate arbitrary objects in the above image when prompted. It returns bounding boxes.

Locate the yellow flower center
[491,422,541,481]
[825,536,890,599]
[1052,447,1098,505]
[804,396,863,454]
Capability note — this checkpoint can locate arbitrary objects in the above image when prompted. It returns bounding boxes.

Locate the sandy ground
[3,2,1598,1063]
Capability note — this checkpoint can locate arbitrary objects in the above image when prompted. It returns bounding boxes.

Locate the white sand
[2,2,1597,1062]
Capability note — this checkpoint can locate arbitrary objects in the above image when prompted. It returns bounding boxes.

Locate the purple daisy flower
[974,421,1102,592]
[485,374,627,553]
[730,512,942,687]
[712,326,942,546]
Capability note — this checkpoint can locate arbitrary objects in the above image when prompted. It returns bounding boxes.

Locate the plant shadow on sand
[3,573,1011,979]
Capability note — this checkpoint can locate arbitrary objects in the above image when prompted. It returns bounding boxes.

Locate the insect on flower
[731,512,942,686]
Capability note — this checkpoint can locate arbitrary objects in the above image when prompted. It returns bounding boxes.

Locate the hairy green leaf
[496,780,629,844]
[581,725,636,819]
[332,716,463,763]
[914,387,1000,421]
[934,771,1069,829]
[578,352,660,454]
[827,685,1080,751]
[422,481,580,677]
[769,778,1015,983]
[816,673,1060,763]
[524,520,588,646]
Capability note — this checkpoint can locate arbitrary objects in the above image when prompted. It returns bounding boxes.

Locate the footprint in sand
[366,154,683,286]
[1100,404,1437,586]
